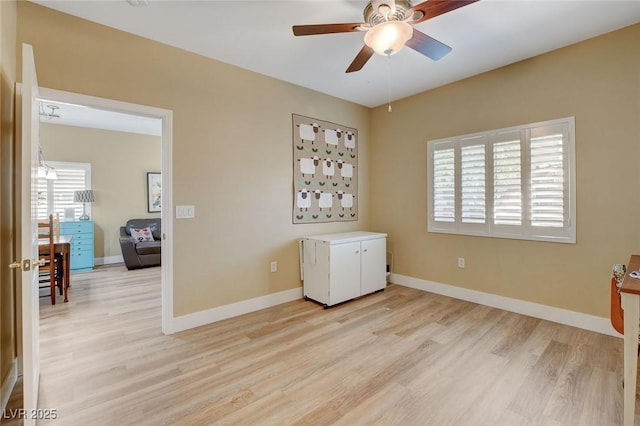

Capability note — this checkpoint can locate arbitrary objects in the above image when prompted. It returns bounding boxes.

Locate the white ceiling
[38,99,162,136]
[31,0,640,110]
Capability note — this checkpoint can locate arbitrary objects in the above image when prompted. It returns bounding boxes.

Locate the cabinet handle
[355,250,359,254]
[363,249,368,252]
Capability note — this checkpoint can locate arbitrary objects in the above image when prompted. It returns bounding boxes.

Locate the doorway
[37,87,173,334]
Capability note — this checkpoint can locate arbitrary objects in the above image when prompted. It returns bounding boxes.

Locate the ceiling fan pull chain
[387,53,392,113]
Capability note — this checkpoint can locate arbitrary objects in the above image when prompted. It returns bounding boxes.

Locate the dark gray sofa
[119,218,161,270]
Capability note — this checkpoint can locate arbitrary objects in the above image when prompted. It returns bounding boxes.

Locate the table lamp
[74,190,95,221]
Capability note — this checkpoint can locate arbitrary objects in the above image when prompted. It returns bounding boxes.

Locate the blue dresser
[59,220,94,272]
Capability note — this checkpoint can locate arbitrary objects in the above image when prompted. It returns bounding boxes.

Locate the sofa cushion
[126,218,161,240]
[135,241,161,255]
[131,227,154,242]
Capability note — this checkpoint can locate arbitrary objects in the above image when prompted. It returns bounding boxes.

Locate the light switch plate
[176,205,195,219]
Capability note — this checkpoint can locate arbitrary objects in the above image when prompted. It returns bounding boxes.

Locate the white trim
[1,359,18,411]
[168,287,303,334]
[390,273,618,337]
[93,255,124,266]
[38,87,174,335]
[160,112,173,335]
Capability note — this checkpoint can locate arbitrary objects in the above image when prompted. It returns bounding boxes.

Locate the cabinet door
[329,242,361,305]
[360,238,386,295]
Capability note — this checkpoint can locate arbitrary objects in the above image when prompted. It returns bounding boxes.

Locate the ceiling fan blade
[408,0,479,25]
[346,45,375,73]
[292,23,364,36]
[406,28,452,61]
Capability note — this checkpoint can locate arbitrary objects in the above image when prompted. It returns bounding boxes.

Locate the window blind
[36,162,91,220]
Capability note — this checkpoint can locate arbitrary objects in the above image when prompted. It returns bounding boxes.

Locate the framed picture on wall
[147,172,162,213]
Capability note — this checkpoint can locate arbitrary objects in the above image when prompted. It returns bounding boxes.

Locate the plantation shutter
[432,146,456,223]
[461,141,486,224]
[427,117,575,243]
[529,124,565,228]
[493,134,522,226]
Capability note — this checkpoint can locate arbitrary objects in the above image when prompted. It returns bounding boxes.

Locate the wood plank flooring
[4,264,637,425]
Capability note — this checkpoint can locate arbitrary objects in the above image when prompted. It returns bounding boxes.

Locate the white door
[360,238,387,295]
[19,43,41,426]
[329,242,361,305]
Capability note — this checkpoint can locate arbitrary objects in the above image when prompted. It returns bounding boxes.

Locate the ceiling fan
[292,0,478,73]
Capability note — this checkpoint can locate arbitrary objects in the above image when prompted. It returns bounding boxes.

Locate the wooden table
[39,235,72,302]
[620,254,640,426]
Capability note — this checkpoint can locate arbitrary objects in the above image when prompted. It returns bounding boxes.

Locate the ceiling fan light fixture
[127,0,149,6]
[364,21,413,56]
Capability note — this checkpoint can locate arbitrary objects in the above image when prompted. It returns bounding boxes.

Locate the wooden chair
[38,214,63,304]
[610,274,640,360]
[610,276,624,335]
[52,213,65,294]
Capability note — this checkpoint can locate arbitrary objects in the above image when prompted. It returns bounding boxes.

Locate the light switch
[176,205,195,219]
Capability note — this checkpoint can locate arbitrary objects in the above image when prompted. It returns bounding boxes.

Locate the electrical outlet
[458,257,465,268]
[270,261,277,273]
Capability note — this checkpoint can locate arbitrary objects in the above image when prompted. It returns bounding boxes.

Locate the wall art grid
[292,114,358,224]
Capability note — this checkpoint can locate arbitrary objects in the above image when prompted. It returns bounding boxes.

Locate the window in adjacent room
[36,162,91,221]
[427,117,575,243]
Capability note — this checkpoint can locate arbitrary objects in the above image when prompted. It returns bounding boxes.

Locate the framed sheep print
[147,172,162,213]
[292,114,358,224]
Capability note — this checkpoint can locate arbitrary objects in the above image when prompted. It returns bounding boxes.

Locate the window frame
[427,117,576,244]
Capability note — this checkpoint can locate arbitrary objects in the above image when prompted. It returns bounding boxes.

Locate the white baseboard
[94,255,124,266]
[169,287,303,334]
[1,359,17,411]
[390,273,618,337]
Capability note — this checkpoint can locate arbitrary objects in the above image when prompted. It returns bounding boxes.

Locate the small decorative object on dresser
[64,207,75,221]
[613,263,626,288]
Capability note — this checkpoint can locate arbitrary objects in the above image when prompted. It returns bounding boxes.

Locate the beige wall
[16,2,637,325]
[40,123,161,260]
[1,0,17,392]
[371,24,640,318]
[17,2,372,316]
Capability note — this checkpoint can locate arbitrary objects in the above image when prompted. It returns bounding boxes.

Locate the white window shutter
[428,117,575,243]
[432,147,456,223]
[529,126,565,228]
[493,138,522,226]
[461,142,486,224]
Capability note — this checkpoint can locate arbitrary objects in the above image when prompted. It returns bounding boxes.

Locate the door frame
[38,87,175,334]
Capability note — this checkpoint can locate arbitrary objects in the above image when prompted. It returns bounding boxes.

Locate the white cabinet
[301,231,387,308]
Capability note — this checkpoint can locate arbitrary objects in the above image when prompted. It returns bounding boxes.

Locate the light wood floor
[5,264,637,425]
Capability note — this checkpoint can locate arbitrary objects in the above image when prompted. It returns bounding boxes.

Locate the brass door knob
[8,258,44,271]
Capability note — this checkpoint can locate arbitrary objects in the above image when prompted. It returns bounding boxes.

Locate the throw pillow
[131,227,154,242]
